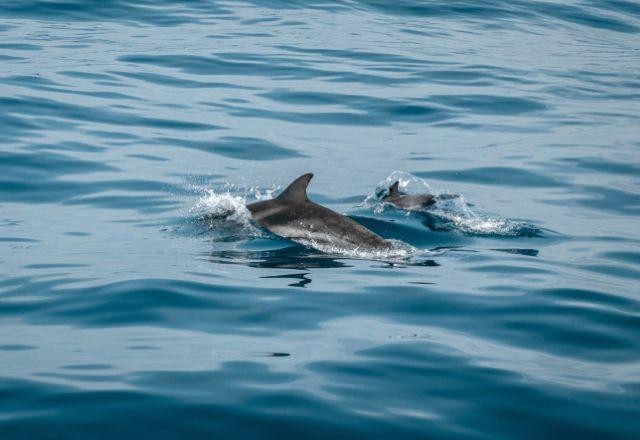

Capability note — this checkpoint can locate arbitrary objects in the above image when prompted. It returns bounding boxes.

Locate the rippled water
[2,1,640,438]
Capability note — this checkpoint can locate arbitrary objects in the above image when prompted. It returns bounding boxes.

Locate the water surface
[1,1,639,438]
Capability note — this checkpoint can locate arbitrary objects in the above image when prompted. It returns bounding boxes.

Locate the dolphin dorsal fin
[389,181,400,196]
[277,173,313,202]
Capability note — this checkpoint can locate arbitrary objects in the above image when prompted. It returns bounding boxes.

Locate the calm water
[1,1,640,438]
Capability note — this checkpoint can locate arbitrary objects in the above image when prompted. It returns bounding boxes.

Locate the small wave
[364,171,542,237]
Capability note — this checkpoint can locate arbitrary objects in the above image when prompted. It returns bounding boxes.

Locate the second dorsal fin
[389,181,400,196]
[277,173,313,202]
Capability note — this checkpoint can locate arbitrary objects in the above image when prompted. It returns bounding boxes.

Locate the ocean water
[1,0,639,438]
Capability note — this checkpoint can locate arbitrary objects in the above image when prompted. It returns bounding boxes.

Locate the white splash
[186,183,274,239]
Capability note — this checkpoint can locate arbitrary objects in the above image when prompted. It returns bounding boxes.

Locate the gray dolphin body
[247,173,393,253]
[381,181,436,211]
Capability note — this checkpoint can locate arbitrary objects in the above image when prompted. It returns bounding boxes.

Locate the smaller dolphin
[247,173,393,254]
[381,181,436,211]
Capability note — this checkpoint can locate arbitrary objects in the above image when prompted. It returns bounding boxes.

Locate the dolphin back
[246,173,392,253]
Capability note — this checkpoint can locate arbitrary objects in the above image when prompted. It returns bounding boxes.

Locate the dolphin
[247,173,393,253]
[381,181,436,211]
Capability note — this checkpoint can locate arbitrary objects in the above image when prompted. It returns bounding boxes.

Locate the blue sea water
[1,0,640,438]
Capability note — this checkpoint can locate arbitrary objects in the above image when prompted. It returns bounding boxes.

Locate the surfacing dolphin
[381,181,437,211]
[247,173,393,254]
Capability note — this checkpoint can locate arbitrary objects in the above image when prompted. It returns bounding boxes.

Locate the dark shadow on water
[492,248,539,257]
[349,214,469,247]
[261,272,312,288]
[206,245,353,270]
[421,213,455,233]
[370,259,439,269]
